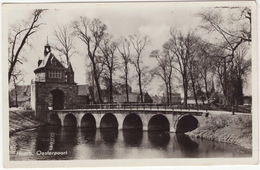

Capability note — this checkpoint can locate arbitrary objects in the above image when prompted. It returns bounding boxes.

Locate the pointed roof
[37,52,52,69]
[34,52,66,73]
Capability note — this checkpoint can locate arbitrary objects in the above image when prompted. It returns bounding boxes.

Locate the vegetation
[8,7,251,108]
[9,109,43,135]
[186,114,252,150]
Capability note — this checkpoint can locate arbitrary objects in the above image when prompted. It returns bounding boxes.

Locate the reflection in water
[35,126,62,152]
[148,131,170,148]
[100,128,118,144]
[79,128,96,144]
[123,129,143,147]
[175,134,199,157]
[10,126,252,160]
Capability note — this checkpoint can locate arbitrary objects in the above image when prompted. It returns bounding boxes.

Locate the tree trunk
[8,65,15,83]
[223,58,229,105]
[203,71,209,101]
[92,62,103,104]
[189,64,198,107]
[138,72,143,103]
[191,77,198,107]
[165,81,169,104]
[109,69,113,103]
[169,81,172,105]
[125,68,129,103]
[183,74,188,108]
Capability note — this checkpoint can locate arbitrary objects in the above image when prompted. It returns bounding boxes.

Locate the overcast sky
[4,2,253,96]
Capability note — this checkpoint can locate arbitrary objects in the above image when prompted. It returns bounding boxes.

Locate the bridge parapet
[61,103,251,113]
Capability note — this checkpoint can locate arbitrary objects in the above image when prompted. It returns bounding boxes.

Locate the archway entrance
[148,115,170,131]
[51,89,64,110]
[176,115,198,133]
[100,113,118,129]
[81,113,96,128]
[64,114,77,127]
[123,113,143,130]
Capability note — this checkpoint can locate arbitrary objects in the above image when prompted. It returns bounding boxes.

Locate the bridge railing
[64,103,251,113]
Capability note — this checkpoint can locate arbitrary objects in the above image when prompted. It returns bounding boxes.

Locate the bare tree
[10,69,24,107]
[99,36,119,103]
[198,7,251,106]
[164,29,194,108]
[150,50,174,105]
[53,24,75,66]
[129,34,150,103]
[150,50,169,104]
[8,9,45,83]
[196,39,224,104]
[117,37,131,102]
[73,17,107,103]
[232,45,251,105]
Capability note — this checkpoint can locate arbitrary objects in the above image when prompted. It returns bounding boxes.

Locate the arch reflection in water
[148,131,170,148]
[79,128,96,144]
[35,126,62,152]
[123,129,143,147]
[100,129,118,144]
[175,134,199,157]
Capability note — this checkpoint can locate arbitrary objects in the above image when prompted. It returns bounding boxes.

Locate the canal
[10,126,251,160]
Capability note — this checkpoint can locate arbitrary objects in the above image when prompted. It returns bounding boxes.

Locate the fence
[64,103,251,113]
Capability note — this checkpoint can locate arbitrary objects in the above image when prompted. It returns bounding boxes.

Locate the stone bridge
[48,109,209,133]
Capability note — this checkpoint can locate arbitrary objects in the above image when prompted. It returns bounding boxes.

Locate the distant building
[113,92,140,103]
[151,95,162,104]
[161,92,181,104]
[144,92,153,103]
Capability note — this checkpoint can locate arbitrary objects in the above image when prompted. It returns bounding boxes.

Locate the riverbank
[9,109,44,135]
[186,113,252,150]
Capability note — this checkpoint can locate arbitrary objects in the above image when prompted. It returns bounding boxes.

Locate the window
[49,70,62,78]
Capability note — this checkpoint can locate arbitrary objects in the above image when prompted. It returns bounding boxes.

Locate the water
[10,126,251,160]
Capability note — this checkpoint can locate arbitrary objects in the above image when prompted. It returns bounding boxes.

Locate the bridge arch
[148,114,170,131]
[49,113,61,126]
[100,113,118,129]
[64,113,77,127]
[81,113,96,128]
[123,113,143,130]
[175,115,199,133]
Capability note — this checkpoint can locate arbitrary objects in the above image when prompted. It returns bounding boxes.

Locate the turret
[44,43,51,56]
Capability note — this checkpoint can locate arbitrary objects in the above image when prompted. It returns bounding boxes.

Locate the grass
[9,109,43,135]
[186,114,252,150]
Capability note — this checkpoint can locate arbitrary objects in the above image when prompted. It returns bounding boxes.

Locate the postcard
[2,0,258,168]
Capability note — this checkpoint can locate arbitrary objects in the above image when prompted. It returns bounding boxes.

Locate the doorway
[51,89,64,110]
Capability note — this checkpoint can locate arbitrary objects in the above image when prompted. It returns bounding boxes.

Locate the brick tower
[31,43,78,122]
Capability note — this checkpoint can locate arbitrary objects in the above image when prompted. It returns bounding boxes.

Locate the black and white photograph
[2,0,258,168]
